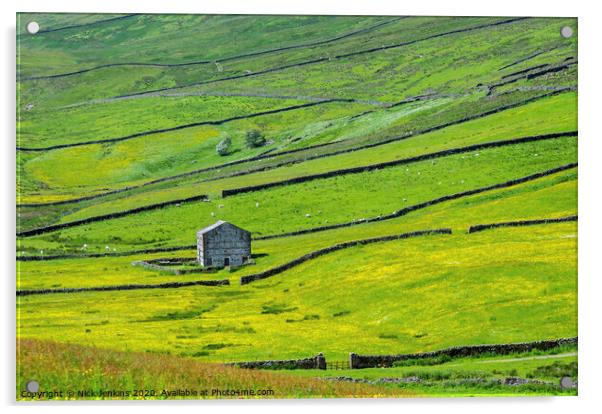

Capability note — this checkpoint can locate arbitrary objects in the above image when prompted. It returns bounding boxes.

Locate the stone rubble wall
[18,194,209,238]
[349,337,578,369]
[17,278,229,297]
[228,353,326,370]
[468,215,577,233]
[222,132,576,198]
[241,229,452,285]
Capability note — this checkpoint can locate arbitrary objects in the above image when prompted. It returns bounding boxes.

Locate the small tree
[245,130,266,148]
[216,137,232,156]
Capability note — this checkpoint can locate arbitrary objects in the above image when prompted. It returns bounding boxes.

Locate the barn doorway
[224,257,230,266]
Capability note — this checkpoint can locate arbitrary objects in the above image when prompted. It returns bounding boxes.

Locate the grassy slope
[17,13,130,35]
[18,100,371,198]
[16,14,578,397]
[173,18,576,103]
[17,17,493,105]
[17,16,576,203]
[18,95,310,148]
[17,14,389,77]
[17,339,400,400]
[17,166,576,290]
[17,222,577,363]
[286,352,577,396]
[47,91,577,225]
[17,87,577,204]
[17,136,577,254]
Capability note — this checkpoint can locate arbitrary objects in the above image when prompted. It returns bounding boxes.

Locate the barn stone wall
[198,223,251,267]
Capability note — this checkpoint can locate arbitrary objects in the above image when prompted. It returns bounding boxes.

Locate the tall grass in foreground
[16,339,407,400]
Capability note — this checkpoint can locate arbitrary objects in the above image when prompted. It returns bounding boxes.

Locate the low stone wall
[228,353,326,370]
[18,194,209,238]
[222,131,576,198]
[468,215,578,233]
[488,61,577,94]
[349,337,578,369]
[255,162,577,241]
[16,244,197,262]
[132,258,216,275]
[241,229,452,285]
[17,278,229,297]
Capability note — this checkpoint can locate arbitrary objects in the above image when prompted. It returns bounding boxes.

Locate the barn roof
[196,220,250,237]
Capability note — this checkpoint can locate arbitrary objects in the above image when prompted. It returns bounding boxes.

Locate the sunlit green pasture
[18,16,576,111]
[17,166,576,289]
[18,95,311,148]
[18,89,576,205]
[17,221,577,363]
[17,136,577,255]
[47,92,577,226]
[16,14,579,398]
[17,13,128,35]
[16,90,576,230]
[174,17,576,104]
[19,100,371,197]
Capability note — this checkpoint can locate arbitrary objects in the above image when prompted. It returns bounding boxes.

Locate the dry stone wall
[241,229,451,285]
[228,354,326,370]
[349,337,578,369]
[222,132,577,198]
[468,215,577,233]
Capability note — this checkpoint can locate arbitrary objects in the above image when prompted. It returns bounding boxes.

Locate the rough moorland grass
[17,339,401,400]
[172,17,576,104]
[17,136,577,255]
[17,167,576,289]
[17,16,511,106]
[17,14,390,77]
[17,13,130,35]
[17,16,576,199]
[17,222,577,363]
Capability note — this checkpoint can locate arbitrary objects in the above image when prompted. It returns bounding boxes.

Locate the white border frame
[3,1,600,413]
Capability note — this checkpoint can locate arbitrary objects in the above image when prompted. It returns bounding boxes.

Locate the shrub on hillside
[245,130,266,148]
[216,137,232,156]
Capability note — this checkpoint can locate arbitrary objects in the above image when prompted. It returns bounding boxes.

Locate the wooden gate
[326,360,350,370]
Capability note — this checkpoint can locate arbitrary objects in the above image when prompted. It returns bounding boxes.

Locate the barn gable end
[196,221,251,267]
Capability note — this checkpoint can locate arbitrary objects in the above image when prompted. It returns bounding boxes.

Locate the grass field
[16,13,578,399]
[18,339,402,399]
[287,348,577,396]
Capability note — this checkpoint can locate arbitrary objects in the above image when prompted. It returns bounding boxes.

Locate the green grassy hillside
[18,223,577,362]
[16,13,577,398]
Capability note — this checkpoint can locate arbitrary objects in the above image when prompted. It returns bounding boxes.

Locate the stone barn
[196,220,251,267]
